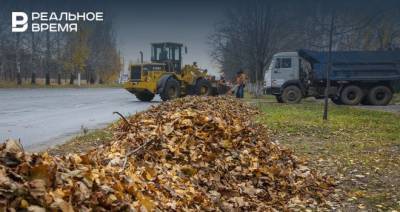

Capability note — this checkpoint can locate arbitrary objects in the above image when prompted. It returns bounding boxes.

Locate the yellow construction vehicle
[124,42,227,101]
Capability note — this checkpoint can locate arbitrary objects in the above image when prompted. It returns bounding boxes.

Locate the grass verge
[254,99,400,210]
[394,93,400,104]
[48,128,113,156]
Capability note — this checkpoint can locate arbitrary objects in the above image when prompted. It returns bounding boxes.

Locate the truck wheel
[135,91,154,102]
[281,85,302,104]
[195,78,212,96]
[361,97,371,105]
[275,95,283,103]
[367,85,392,106]
[160,78,180,101]
[331,97,343,105]
[340,85,363,105]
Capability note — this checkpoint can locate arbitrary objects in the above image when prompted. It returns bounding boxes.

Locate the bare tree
[210,0,400,110]
[45,31,51,85]
[30,32,38,84]
[210,0,305,96]
[15,33,22,85]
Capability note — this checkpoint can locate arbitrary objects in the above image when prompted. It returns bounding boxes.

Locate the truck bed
[299,50,400,81]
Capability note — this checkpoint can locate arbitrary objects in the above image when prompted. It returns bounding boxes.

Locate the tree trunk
[57,73,61,85]
[85,71,89,85]
[45,31,51,86]
[17,72,22,85]
[323,13,335,121]
[90,73,95,84]
[70,73,74,85]
[31,72,36,84]
[0,39,4,81]
[45,73,50,85]
[15,33,21,85]
[77,72,81,86]
[31,31,36,86]
[56,33,61,85]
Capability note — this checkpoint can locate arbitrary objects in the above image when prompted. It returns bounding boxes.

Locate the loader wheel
[281,85,302,104]
[135,91,154,102]
[340,85,363,105]
[367,85,392,106]
[195,79,212,96]
[160,78,180,101]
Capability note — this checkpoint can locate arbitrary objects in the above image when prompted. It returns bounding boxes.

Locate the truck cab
[265,50,400,105]
[265,52,311,103]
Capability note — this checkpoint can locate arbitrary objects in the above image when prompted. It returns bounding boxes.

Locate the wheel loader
[124,42,228,101]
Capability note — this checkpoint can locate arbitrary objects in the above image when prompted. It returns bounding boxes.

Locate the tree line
[210,0,400,90]
[0,4,121,85]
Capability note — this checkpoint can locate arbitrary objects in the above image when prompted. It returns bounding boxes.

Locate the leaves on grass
[0,96,335,211]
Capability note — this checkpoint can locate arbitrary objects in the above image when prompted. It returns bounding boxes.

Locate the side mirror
[185,46,188,54]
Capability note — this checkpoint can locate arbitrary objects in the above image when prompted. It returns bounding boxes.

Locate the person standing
[236,70,246,98]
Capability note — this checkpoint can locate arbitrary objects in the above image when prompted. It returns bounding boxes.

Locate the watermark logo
[11,11,103,32]
[12,12,28,32]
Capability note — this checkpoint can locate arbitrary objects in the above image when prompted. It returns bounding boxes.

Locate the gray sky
[110,0,227,76]
[2,0,231,75]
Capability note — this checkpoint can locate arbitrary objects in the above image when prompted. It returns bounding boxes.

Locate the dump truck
[264,50,400,105]
[124,42,228,101]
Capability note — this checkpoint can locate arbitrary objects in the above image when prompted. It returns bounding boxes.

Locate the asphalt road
[0,88,158,151]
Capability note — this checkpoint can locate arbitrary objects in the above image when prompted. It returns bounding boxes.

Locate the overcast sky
[3,0,231,75]
[109,0,227,75]
[4,0,399,76]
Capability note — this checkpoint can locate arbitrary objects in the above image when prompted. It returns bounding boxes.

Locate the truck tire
[135,91,155,102]
[281,85,302,104]
[331,97,343,105]
[195,78,212,96]
[361,97,371,105]
[340,85,363,105]
[275,95,283,103]
[160,78,180,101]
[367,85,392,106]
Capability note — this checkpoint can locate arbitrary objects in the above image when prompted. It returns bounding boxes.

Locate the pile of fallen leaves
[0,96,335,211]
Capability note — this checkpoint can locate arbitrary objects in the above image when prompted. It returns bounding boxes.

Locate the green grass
[48,128,113,156]
[255,100,400,210]
[260,102,399,140]
[244,91,276,102]
[394,93,400,104]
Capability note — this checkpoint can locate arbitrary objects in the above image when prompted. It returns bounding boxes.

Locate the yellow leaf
[136,191,155,211]
[20,199,29,208]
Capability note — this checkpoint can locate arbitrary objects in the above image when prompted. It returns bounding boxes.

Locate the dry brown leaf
[0,96,334,211]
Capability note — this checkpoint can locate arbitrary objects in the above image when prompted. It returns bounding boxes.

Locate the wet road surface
[0,88,158,151]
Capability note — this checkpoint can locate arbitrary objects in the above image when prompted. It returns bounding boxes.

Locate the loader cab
[151,42,183,72]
